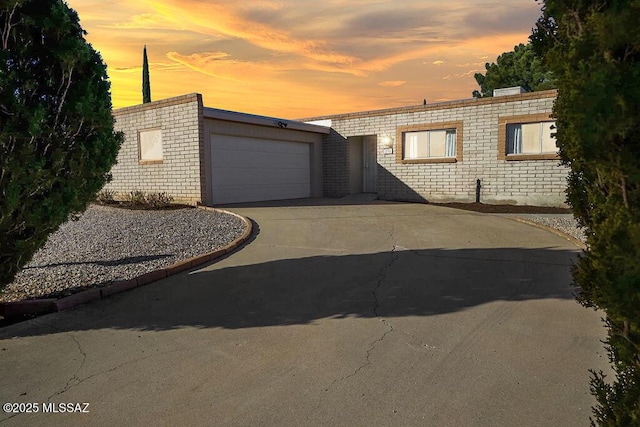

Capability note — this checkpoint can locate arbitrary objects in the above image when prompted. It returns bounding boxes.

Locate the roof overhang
[203,107,331,134]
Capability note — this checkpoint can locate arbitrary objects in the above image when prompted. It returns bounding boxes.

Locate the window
[506,121,557,155]
[139,128,162,163]
[404,129,457,160]
[396,121,463,164]
[498,114,559,161]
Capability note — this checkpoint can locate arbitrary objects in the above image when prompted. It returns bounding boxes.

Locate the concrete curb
[0,208,253,319]
[503,216,587,250]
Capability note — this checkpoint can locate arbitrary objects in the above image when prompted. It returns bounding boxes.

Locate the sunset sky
[65,0,543,118]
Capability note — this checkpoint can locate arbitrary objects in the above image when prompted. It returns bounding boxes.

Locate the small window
[139,128,162,162]
[506,121,556,155]
[403,129,456,160]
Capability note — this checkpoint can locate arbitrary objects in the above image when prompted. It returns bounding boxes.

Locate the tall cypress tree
[142,45,151,103]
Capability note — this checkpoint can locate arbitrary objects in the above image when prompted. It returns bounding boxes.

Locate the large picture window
[404,129,457,160]
[498,114,559,161]
[506,121,557,155]
[396,121,463,164]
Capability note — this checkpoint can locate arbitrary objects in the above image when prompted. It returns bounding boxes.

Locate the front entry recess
[363,135,377,193]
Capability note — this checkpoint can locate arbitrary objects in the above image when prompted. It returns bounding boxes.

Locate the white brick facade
[107,94,205,205]
[108,90,567,207]
[304,90,567,206]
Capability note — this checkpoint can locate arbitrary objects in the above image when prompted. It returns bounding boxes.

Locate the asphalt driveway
[0,200,608,426]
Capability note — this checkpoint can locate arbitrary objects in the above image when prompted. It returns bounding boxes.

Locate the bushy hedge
[533,0,640,424]
[0,0,122,289]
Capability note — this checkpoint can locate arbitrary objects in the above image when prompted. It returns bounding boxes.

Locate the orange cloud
[66,0,540,117]
[165,51,243,80]
[378,81,406,87]
[141,0,356,66]
[107,12,178,31]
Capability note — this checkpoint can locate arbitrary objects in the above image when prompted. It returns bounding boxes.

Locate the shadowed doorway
[348,135,377,194]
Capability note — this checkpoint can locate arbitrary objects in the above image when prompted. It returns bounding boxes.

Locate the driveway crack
[48,334,87,400]
[47,344,190,400]
[372,229,401,316]
[0,414,18,424]
[322,226,400,394]
[323,318,394,392]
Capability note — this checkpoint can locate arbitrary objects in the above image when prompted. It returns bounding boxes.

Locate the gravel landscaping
[0,205,247,303]
[512,215,586,244]
[430,202,586,245]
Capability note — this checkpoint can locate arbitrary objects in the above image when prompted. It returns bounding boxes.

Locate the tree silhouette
[142,45,151,103]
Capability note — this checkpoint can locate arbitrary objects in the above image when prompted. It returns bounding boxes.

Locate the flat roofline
[113,93,330,134]
[204,107,330,134]
[298,89,557,122]
[113,93,201,116]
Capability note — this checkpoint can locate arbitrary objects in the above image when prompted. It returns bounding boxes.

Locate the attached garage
[210,135,311,204]
[203,108,328,205]
[108,94,327,207]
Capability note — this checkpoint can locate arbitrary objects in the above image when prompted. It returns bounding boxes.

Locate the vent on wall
[493,86,527,97]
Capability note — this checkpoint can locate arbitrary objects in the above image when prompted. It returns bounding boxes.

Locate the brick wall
[107,94,204,205]
[322,129,350,197]
[303,90,568,206]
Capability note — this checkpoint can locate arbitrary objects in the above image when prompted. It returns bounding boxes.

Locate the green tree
[472,42,555,97]
[0,0,122,289]
[142,44,151,103]
[532,1,640,424]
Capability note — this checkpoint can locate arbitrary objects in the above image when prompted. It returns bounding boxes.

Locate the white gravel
[0,205,247,302]
[512,215,587,244]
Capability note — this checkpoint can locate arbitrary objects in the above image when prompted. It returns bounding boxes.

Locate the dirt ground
[429,202,573,214]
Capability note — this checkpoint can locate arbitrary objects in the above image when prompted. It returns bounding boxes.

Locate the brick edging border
[503,216,587,250]
[0,207,253,318]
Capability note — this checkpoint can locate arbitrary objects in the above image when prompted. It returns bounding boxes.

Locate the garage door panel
[211,150,309,169]
[213,183,309,206]
[210,134,311,204]
[212,166,310,184]
[212,138,309,154]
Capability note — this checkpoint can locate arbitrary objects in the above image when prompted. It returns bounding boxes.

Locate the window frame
[138,127,163,164]
[396,121,463,164]
[498,114,559,161]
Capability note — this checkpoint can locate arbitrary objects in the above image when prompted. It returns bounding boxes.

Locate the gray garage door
[210,134,311,205]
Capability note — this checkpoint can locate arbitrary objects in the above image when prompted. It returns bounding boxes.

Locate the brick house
[107,88,566,207]
[109,94,327,205]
